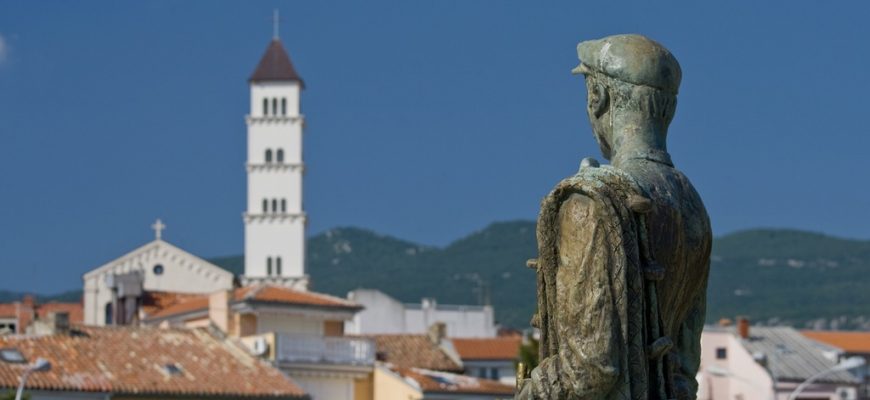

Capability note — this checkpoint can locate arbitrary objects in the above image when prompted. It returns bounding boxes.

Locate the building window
[105,303,113,325]
[276,257,282,275]
[281,98,287,115]
[276,149,284,163]
[716,347,727,359]
[272,199,278,212]
[477,368,487,379]
[0,323,16,334]
[265,149,273,163]
[262,199,268,213]
[267,257,273,276]
[272,98,278,115]
[153,264,164,275]
[263,98,268,116]
[281,199,286,213]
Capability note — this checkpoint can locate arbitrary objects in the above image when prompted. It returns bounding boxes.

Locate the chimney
[209,290,232,334]
[51,312,70,335]
[737,316,750,339]
[428,321,447,345]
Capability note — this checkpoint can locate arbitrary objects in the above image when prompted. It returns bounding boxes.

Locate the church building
[83,33,310,325]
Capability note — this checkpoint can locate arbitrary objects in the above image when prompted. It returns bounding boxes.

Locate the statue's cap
[572,34,681,94]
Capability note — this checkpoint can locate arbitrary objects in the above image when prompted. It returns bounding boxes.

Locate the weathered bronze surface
[516,34,712,400]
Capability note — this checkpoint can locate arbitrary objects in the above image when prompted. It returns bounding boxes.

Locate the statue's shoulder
[551,159,643,200]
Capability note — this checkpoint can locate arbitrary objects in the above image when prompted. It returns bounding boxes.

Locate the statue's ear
[592,83,609,118]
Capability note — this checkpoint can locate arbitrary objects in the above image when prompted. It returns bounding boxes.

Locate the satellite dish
[251,337,269,356]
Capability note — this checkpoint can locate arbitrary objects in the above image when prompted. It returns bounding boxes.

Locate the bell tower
[242,29,307,289]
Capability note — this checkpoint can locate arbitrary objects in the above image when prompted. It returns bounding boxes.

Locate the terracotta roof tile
[246,286,359,309]
[802,330,870,354]
[35,302,83,325]
[0,326,306,398]
[452,337,522,361]
[370,334,462,372]
[397,367,515,396]
[145,285,360,320]
[0,304,15,319]
[250,39,303,84]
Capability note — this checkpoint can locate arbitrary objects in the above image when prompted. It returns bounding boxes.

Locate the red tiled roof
[452,337,522,361]
[145,285,360,320]
[35,302,83,325]
[0,326,306,398]
[250,39,304,84]
[397,367,515,396]
[802,330,870,354]
[370,334,462,372]
[0,304,15,318]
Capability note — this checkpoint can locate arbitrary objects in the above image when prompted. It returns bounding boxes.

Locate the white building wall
[244,80,306,286]
[698,330,774,400]
[345,289,496,338]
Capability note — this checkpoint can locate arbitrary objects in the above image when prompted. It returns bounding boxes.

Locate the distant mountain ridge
[7,223,870,330]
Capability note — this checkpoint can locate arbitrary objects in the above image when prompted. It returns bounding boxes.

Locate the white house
[698,319,860,400]
[345,289,497,338]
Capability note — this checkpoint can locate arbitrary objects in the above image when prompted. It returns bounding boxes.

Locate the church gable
[83,239,234,294]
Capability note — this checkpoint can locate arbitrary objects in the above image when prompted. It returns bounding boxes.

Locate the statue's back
[622,160,711,340]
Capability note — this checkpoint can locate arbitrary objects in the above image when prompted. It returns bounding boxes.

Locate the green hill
[209,224,870,330]
[10,224,870,330]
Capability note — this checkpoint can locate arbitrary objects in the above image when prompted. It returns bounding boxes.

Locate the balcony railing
[275,334,375,366]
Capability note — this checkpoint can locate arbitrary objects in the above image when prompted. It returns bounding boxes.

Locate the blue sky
[1,1,868,293]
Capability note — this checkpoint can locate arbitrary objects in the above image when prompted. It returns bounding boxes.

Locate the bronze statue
[517,34,712,399]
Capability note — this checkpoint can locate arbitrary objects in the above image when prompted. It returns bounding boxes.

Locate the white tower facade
[243,39,308,289]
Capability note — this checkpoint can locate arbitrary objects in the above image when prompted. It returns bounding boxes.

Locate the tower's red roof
[249,39,304,85]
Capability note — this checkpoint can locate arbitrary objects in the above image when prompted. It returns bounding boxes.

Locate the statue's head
[573,34,681,160]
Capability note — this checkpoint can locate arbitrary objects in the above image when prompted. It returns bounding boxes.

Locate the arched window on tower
[267,257,273,276]
[276,257,282,275]
[281,98,287,115]
[276,149,284,163]
[272,199,278,212]
[262,199,268,213]
[265,149,273,163]
[263,98,269,116]
[272,98,278,115]
[281,199,286,213]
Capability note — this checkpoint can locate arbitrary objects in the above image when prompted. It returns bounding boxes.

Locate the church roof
[249,39,304,85]
[0,326,307,398]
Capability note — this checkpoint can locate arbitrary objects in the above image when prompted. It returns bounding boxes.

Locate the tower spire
[272,9,280,40]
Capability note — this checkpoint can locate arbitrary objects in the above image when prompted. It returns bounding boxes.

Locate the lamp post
[787,356,865,400]
[15,358,50,400]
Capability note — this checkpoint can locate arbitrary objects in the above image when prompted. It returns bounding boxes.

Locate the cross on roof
[151,219,166,240]
[273,9,281,40]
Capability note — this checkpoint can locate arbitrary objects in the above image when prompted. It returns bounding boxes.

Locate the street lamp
[787,356,865,400]
[15,357,51,400]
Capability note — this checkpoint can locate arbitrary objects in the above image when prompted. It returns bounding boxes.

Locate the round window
[153,264,164,275]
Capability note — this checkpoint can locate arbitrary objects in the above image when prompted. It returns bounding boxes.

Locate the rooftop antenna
[272,9,280,40]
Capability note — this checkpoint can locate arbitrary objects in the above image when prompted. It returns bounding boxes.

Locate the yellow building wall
[374,366,422,400]
[354,373,374,400]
